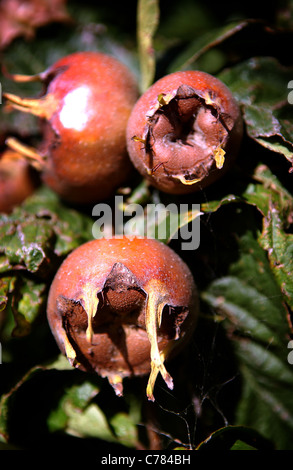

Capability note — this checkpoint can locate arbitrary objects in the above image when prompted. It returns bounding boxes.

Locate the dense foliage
[0,0,293,451]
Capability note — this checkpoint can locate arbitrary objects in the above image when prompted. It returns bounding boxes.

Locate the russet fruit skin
[5,52,139,204]
[126,70,243,194]
[46,236,198,400]
[0,149,38,213]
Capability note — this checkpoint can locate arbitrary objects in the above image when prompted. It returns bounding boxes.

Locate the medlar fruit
[0,148,38,213]
[126,70,243,194]
[47,236,198,400]
[4,51,139,204]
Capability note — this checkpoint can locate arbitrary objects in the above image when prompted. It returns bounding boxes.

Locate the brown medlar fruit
[0,149,38,213]
[4,51,139,204]
[47,236,198,400]
[126,70,243,194]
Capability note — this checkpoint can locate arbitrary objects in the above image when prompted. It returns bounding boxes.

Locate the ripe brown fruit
[46,236,198,400]
[126,70,243,194]
[0,149,38,213]
[4,51,139,204]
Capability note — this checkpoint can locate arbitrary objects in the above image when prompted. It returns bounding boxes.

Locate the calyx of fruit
[56,263,189,400]
[141,85,231,183]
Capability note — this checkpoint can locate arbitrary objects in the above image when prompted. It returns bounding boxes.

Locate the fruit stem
[5,137,45,170]
[144,278,174,401]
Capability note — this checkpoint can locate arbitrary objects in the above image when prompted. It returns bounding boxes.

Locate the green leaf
[0,216,52,274]
[65,402,116,442]
[137,0,159,91]
[19,186,94,257]
[0,358,73,442]
[196,425,272,450]
[259,200,293,311]
[219,57,293,166]
[121,196,201,245]
[241,165,290,217]
[202,230,289,347]
[203,229,293,449]
[241,165,293,312]
[110,412,139,448]
[0,186,93,274]
[168,20,251,73]
[0,277,15,312]
[12,278,47,336]
[201,194,241,214]
[0,186,93,336]
[235,361,293,448]
[51,381,139,447]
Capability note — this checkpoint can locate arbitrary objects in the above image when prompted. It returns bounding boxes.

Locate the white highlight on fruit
[59,86,91,131]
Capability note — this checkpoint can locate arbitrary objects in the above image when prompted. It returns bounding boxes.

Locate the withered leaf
[0,0,71,50]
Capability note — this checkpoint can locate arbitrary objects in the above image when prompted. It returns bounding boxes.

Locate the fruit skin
[126,70,243,194]
[46,236,198,399]
[6,52,139,204]
[0,149,38,213]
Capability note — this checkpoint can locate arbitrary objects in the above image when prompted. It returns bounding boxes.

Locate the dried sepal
[144,278,174,400]
[56,296,81,367]
[5,137,45,170]
[4,91,59,120]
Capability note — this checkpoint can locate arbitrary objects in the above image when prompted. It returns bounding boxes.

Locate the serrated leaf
[0,186,93,336]
[219,57,293,166]
[203,229,293,449]
[19,186,93,257]
[0,186,93,274]
[203,277,285,347]
[0,215,54,274]
[235,361,293,449]
[237,340,293,385]
[240,165,293,312]
[260,201,293,311]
